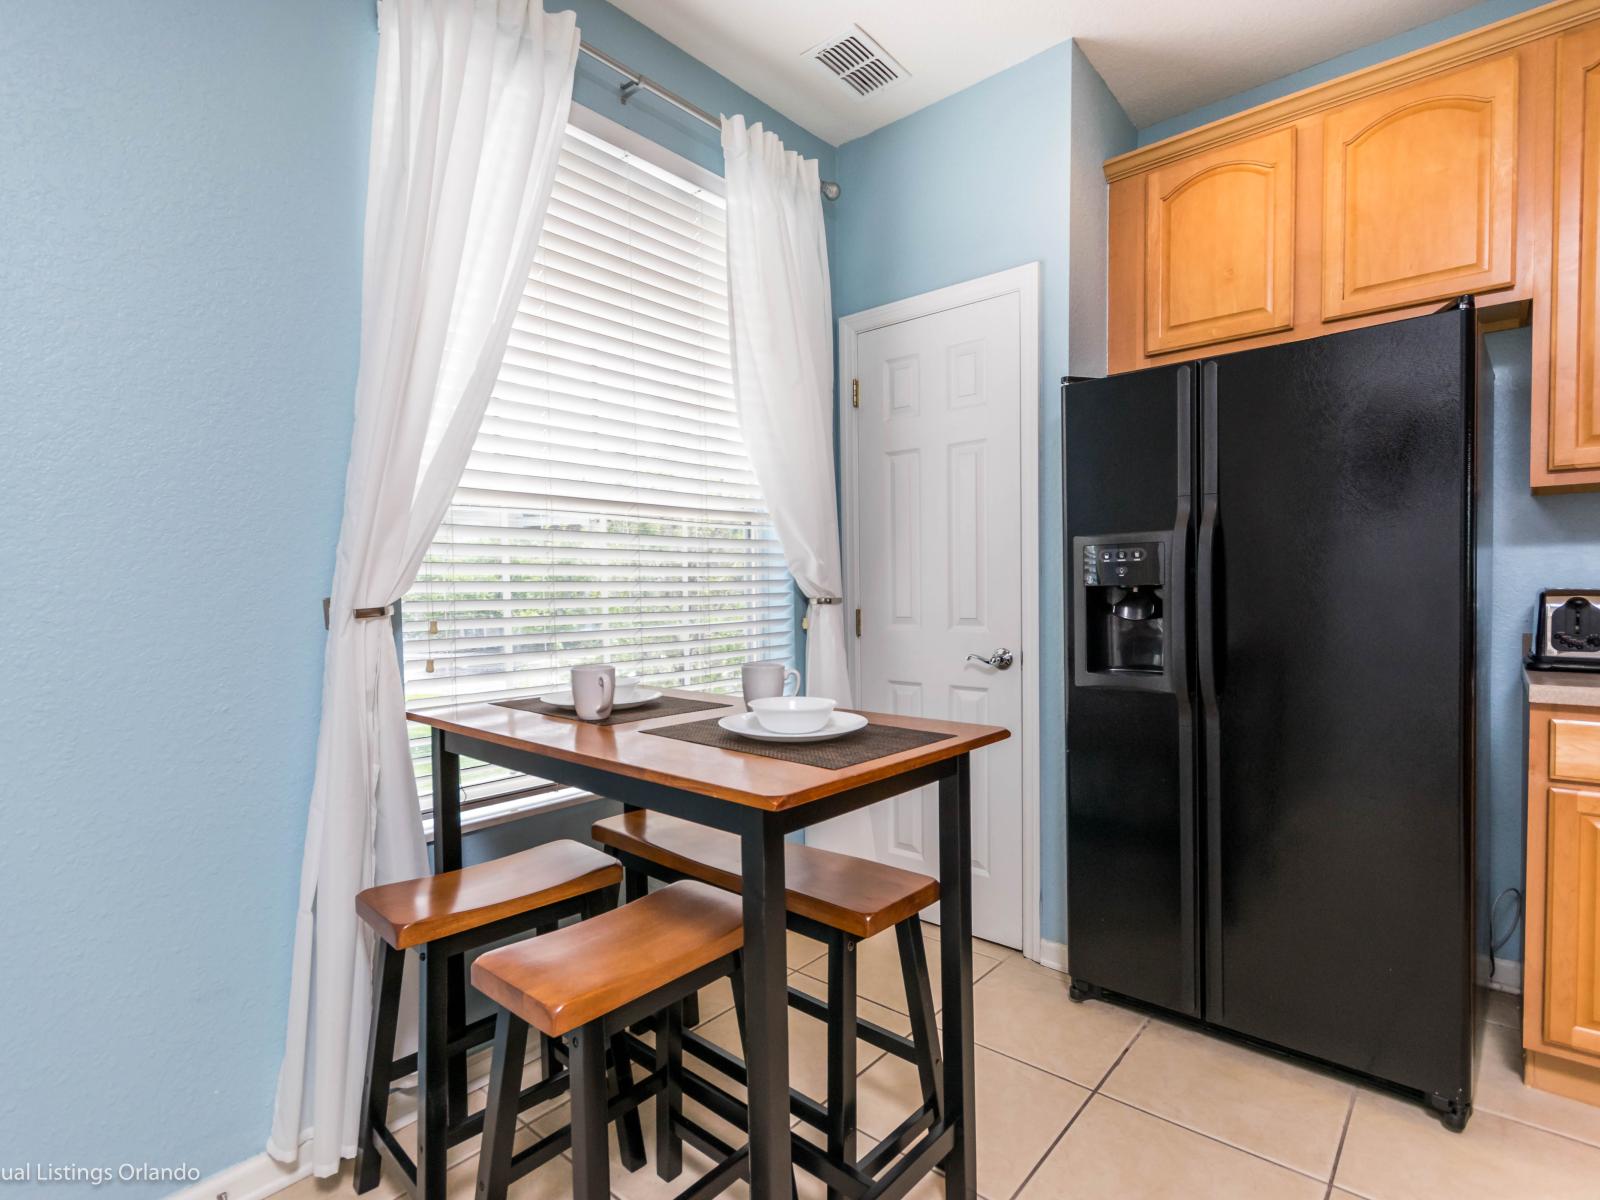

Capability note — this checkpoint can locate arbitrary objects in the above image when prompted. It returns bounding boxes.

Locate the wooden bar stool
[591,810,944,1197]
[473,879,745,1200]
[353,839,645,1200]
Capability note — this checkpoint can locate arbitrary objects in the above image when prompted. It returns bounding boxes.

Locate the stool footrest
[784,984,920,1063]
[500,1066,666,1184]
[676,1069,873,1199]
[680,1028,830,1130]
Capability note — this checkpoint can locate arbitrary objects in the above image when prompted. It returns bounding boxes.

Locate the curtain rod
[579,40,842,201]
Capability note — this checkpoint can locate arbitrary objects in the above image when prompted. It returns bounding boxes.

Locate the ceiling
[606,0,1489,143]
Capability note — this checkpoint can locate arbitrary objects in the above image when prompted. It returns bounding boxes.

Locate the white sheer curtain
[268,0,578,1174]
[720,116,851,704]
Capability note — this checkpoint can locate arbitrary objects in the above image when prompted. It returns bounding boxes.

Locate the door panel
[1207,309,1473,1098]
[1550,25,1600,475]
[1145,127,1297,353]
[1065,364,1198,1016]
[809,293,1027,949]
[1322,55,1518,319]
[1545,785,1600,1057]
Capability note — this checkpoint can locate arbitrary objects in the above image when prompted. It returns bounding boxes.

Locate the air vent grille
[807,26,907,100]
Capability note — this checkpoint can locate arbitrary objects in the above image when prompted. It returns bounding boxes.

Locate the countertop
[1525,666,1600,708]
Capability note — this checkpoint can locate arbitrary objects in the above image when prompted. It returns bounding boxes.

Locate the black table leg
[938,756,977,1199]
[741,815,791,1199]
[429,728,470,1124]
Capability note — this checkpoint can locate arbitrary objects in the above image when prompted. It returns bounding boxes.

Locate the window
[403,113,793,813]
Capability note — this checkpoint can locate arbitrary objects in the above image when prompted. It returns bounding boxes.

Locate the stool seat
[592,810,938,939]
[357,839,620,949]
[473,880,743,1038]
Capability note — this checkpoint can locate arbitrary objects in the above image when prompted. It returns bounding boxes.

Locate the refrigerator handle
[1197,361,1223,1018]
[1171,366,1198,1016]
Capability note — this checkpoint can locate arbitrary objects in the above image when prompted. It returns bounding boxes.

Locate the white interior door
[809,289,1028,950]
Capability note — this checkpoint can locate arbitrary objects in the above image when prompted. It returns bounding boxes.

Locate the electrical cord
[1487,886,1523,984]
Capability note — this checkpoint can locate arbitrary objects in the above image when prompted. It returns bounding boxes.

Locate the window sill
[421,785,607,843]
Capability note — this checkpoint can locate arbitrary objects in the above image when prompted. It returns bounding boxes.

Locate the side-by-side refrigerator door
[1064,364,1200,1018]
[1199,307,1475,1106]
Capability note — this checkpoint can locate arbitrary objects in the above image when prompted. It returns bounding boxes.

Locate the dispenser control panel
[1082,541,1163,588]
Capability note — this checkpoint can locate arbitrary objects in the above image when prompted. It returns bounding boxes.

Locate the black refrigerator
[1063,305,1477,1128]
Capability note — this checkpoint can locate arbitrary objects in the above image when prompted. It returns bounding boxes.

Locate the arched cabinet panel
[1144,127,1296,354]
[1322,55,1518,319]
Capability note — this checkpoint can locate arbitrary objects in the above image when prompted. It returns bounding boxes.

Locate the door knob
[966,648,1014,671]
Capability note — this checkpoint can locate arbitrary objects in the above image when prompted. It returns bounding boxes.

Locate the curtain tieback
[353,605,394,620]
[811,596,842,604]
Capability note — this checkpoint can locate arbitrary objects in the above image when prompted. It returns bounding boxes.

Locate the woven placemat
[642,715,953,770]
[493,693,735,726]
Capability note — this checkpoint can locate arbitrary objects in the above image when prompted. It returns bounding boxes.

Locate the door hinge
[855,607,862,637]
[851,378,860,408]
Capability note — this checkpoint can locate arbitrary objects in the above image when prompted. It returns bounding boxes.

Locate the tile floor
[280,925,1600,1200]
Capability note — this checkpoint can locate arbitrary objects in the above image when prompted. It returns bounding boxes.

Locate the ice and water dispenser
[1071,532,1173,691]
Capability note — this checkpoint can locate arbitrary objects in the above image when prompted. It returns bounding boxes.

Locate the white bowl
[748,696,836,734]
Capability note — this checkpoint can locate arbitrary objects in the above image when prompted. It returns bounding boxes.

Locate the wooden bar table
[409,689,1008,1199]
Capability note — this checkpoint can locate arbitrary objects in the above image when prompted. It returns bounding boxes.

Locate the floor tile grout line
[1090,1016,1150,1093]
[1094,1093,1334,1188]
[1322,1091,1357,1199]
[1001,1015,1149,1200]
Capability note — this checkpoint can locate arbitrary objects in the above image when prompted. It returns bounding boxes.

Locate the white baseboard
[1037,938,1069,975]
[172,1042,524,1200]
[1478,953,1523,994]
[170,1147,312,1200]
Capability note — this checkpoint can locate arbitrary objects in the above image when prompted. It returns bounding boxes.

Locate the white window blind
[404,120,794,811]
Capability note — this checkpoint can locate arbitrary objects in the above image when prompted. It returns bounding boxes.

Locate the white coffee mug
[571,664,615,721]
[741,660,801,703]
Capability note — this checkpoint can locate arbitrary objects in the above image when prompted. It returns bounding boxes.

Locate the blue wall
[0,0,374,1188]
[0,0,832,1190]
[829,43,1134,944]
[1138,0,1547,145]
[1479,332,1600,964]
[565,0,834,182]
[1137,6,1600,967]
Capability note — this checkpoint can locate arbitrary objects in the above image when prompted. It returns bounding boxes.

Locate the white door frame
[837,262,1043,964]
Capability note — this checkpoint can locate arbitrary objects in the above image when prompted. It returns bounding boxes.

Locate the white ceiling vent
[806,26,908,100]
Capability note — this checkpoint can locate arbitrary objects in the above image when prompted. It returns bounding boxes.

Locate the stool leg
[416,949,450,1200]
[569,1020,611,1200]
[654,1000,684,1181]
[729,951,749,1048]
[896,920,944,1118]
[826,933,858,1200]
[476,1009,528,1200]
[533,921,561,1084]
[610,1026,647,1172]
[355,938,404,1194]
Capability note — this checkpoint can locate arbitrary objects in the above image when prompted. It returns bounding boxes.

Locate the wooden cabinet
[1104,0,1600,492]
[1545,23,1600,487]
[1321,55,1519,320]
[1145,128,1296,352]
[1524,702,1600,1106]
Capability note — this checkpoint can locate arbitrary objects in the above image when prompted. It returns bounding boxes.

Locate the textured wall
[1478,331,1600,963]
[829,44,1134,945]
[1137,0,1548,145]
[0,0,373,1188]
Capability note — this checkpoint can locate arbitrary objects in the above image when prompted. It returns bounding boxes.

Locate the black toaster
[1528,590,1600,672]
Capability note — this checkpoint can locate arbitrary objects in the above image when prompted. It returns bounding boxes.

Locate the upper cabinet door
[1322,55,1518,320]
[1550,25,1600,475]
[1144,127,1296,354]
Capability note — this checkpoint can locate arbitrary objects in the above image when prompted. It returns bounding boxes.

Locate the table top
[408,689,1010,812]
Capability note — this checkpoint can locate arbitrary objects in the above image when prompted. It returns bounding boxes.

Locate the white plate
[540,687,661,711]
[717,710,869,743]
